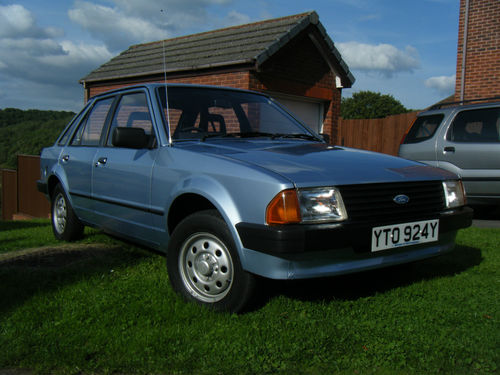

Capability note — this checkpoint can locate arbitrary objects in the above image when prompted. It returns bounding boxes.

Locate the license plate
[371,219,439,252]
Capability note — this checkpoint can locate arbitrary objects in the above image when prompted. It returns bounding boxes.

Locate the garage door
[271,94,324,134]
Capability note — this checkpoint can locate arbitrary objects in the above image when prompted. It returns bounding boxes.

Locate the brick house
[80,11,354,143]
[455,0,500,101]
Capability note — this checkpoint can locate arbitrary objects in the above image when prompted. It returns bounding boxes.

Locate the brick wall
[87,71,252,98]
[455,0,500,101]
[251,29,340,141]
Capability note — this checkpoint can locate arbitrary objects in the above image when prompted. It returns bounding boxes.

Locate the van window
[403,115,443,144]
[447,108,500,143]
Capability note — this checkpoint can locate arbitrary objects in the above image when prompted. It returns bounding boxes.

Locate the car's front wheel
[51,184,84,241]
[167,210,256,313]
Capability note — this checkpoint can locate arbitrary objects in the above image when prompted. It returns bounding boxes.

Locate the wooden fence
[338,111,419,155]
[1,169,18,220]
[1,155,50,220]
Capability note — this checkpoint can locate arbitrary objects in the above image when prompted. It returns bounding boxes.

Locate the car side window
[107,92,155,146]
[71,98,113,146]
[57,109,87,146]
[403,115,444,144]
[447,108,500,143]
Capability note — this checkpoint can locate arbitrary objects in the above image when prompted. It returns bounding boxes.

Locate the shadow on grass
[0,220,51,231]
[0,243,154,315]
[264,245,483,304]
[471,204,500,220]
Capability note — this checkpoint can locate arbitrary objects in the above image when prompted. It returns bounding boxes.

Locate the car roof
[420,99,500,116]
[88,83,271,102]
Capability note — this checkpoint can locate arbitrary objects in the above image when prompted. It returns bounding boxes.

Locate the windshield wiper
[202,132,274,141]
[202,132,322,142]
[271,133,322,142]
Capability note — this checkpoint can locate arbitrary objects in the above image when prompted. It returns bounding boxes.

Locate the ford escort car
[38,84,473,312]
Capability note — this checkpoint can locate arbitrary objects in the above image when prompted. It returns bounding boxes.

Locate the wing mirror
[112,127,149,149]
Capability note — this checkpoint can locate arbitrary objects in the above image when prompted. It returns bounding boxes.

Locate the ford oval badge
[393,194,410,205]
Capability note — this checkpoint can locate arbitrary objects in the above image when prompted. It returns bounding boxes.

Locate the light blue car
[38,84,473,312]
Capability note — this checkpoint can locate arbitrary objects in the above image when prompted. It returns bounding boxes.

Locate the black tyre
[167,210,256,313]
[51,184,84,241]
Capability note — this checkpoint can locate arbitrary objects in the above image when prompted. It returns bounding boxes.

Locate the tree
[341,91,409,119]
[0,108,74,169]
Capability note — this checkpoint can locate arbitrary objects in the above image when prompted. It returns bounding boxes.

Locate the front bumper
[236,206,473,255]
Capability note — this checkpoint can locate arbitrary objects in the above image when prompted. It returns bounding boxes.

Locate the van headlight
[266,187,348,225]
[443,180,466,208]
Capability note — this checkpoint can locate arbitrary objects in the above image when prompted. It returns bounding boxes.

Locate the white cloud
[68,1,169,52]
[0,4,113,110]
[39,41,111,68]
[337,42,420,77]
[68,0,251,52]
[0,36,112,86]
[0,1,253,110]
[424,74,455,94]
[0,4,62,38]
[225,10,251,26]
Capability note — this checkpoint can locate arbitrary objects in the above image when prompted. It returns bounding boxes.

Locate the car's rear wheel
[167,210,256,313]
[51,184,84,241]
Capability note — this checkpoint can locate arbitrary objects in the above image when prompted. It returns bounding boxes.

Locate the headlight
[443,180,466,208]
[297,187,347,223]
[266,187,348,225]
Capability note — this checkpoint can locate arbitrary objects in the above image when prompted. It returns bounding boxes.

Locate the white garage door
[271,94,324,134]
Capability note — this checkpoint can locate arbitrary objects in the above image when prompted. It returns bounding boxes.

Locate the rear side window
[447,107,500,143]
[403,114,444,144]
[71,98,113,146]
[57,108,88,146]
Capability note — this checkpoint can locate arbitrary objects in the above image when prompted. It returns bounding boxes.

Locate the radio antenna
[161,9,172,145]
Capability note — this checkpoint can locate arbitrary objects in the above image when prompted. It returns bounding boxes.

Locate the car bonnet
[178,140,458,187]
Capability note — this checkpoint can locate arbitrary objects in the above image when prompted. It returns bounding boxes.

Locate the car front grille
[338,181,445,225]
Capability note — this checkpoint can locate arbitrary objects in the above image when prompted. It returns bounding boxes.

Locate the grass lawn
[0,220,498,374]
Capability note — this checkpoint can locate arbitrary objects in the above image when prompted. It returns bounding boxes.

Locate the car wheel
[167,210,256,313]
[51,184,84,241]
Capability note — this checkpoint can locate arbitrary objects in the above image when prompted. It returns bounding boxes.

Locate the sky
[0,0,460,112]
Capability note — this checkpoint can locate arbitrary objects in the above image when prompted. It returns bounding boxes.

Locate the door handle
[444,146,455,153]
[61,155,69,162]
[95,157,107,167]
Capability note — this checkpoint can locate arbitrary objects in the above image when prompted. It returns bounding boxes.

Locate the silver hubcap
[53,193,67,235]
[179,232,233,303]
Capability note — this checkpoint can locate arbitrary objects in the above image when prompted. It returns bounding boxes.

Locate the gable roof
[81,11,354,87]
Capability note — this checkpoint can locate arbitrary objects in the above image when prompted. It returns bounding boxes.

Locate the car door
[59,96,114,223]
[436,106,500,198]
[91,90,159,243]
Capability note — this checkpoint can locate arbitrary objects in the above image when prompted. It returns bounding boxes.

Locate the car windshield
[156,86,318,142]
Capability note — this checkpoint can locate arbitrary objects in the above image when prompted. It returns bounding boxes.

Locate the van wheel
[51,184,84,241]
[167,210,256,313]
